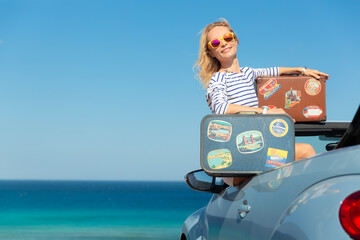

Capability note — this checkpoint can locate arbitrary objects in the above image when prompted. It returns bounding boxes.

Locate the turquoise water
[0,181,211,239]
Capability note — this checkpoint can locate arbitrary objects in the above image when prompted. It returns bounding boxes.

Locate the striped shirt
[206,67,279,114]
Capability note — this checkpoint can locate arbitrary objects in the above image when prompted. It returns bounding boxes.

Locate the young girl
[195,19,329,186]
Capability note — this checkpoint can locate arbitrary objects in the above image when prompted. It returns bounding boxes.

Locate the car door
[204,164,296,239]
[205,182,255,239]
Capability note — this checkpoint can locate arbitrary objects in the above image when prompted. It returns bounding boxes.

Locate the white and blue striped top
[206,67,279,114]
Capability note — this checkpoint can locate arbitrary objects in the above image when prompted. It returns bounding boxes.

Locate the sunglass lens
[223,33,234,42]
[211,39,221,48]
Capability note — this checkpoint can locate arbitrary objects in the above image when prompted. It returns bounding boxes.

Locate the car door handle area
[238,201,251,218]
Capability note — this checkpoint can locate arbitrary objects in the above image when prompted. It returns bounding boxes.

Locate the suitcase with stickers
[201,114,294,177]
[256,76,328,122]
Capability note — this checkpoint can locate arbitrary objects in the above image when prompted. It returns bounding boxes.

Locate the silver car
[181,106,360,240]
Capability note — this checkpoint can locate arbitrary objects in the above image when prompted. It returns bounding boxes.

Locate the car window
[295,136,341,154]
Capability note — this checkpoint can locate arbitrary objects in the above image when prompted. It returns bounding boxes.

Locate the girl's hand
[303,68,329,80]
[267,107,296,122]
[267,107,287,115]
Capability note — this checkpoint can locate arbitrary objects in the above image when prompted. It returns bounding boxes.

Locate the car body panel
[183,145,360,239]
[182,207,207,240]
[271,175,360,240]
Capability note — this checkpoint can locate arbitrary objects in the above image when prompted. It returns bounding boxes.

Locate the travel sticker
[207,149,232,169]
[268,105,276,109]
[259,78,281,100]
[303,105,323,119]
[265,148,288,168]
[236,130,264,154]
[269,119,288,137]
[207,120,232,142]
[305,79,321,96]
[285,88,301,109]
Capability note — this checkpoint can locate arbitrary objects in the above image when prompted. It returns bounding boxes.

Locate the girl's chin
[219,54,237,63]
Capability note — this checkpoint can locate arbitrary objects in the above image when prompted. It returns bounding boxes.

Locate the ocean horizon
[0,180,211,239]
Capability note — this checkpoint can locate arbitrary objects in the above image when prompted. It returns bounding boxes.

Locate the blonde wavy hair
[194,19,238,88]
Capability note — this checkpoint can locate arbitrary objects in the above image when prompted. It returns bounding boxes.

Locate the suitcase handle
[256,75,328,83]
[236,111,259,115]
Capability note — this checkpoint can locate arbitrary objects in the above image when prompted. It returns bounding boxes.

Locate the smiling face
[207,26,238,65]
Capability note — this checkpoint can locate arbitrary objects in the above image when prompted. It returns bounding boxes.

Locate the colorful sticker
[303,105,323,119]
[269,119,289,137]
[265,148,288,168]
[207,149,232,169]
[259,78,281,100]
[236,130,264,154]
[305,79,321,96]
[268,105,277,109]
[285,88,301,109]
[207,120,232,142]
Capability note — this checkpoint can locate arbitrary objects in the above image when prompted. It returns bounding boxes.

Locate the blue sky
[0,0,359,181]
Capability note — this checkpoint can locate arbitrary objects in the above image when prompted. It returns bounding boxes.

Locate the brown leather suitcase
[256,75,328,122]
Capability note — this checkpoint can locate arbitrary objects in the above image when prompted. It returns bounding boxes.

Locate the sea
[0,180,211,240]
